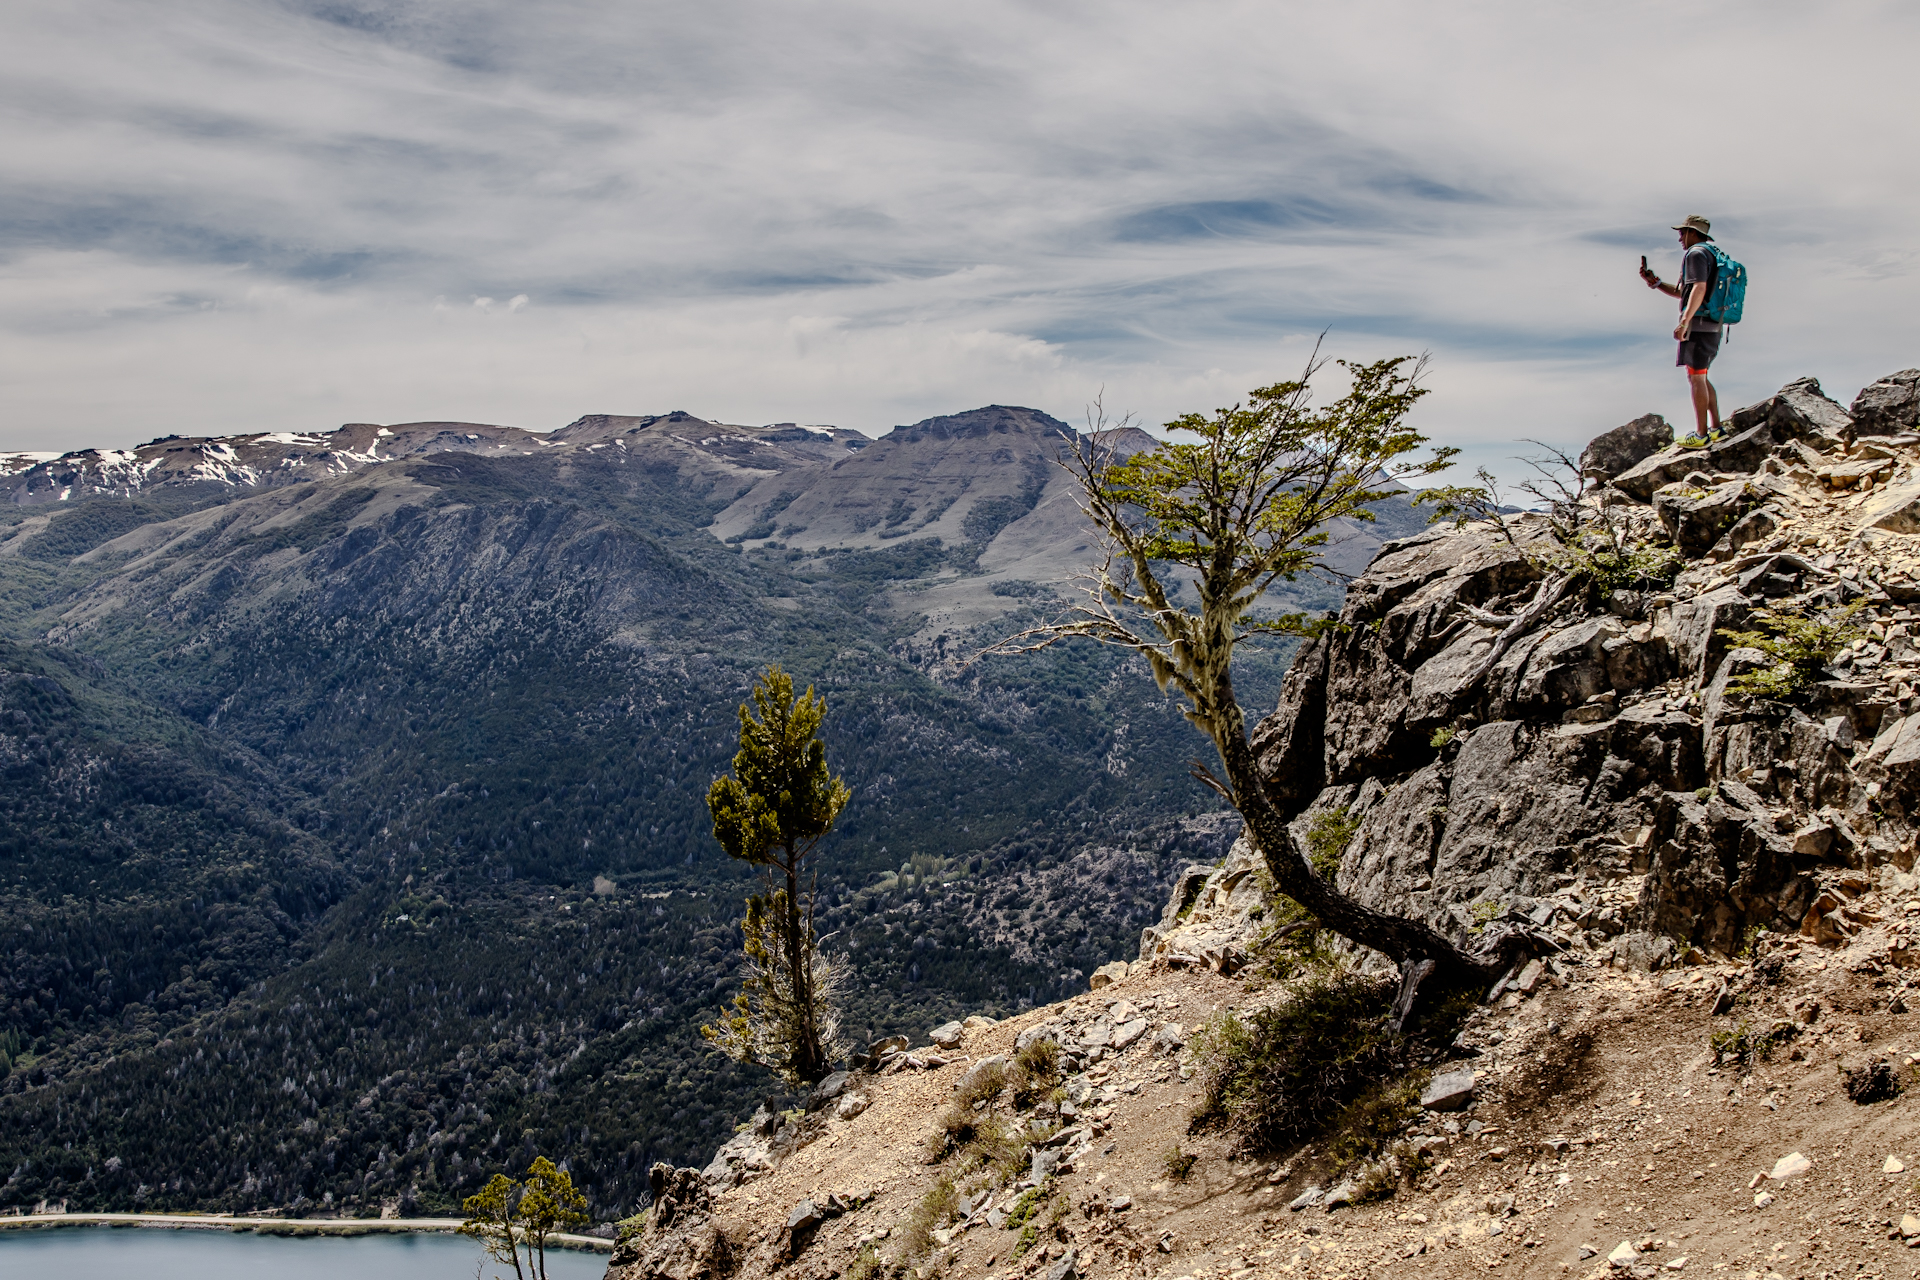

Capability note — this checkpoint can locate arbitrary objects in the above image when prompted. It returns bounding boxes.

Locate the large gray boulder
[1580,414,1673,482]
[1636,782,1807,952]
[1725,375,1854,445]
[1850,368,1920,437]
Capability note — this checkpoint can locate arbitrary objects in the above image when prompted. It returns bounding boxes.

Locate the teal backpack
[1703,245,1747,325]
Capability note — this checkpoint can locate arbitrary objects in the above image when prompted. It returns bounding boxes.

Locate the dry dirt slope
[606,885,1920,1280]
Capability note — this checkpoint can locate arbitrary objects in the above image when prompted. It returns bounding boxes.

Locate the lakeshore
[0,1222,611,1280]
[0,1211,613,1251]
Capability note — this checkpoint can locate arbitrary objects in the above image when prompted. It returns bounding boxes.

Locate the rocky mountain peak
[878,405,1074,445]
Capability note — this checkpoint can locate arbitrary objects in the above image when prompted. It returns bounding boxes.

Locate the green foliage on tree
[993,353,1502,1001]
[703,666,852,1085]
[519,1155,591,1280]
[457,1156,588,1280]
[458,1173,529,1280]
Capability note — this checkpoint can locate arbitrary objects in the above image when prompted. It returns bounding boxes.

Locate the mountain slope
[0,405,1263,1223]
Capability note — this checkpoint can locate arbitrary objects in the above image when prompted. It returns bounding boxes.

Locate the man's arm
[1640,264,1683,298]
[1674,281,1707,340]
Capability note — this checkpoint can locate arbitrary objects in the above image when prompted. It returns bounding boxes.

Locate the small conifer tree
[703,665,851,1085]
[458,1172,527,1280]
[457,1157,588,1280]
[519,1156,590,1280]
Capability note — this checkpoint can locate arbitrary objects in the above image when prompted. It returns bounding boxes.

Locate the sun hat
[1671,214,1713,240]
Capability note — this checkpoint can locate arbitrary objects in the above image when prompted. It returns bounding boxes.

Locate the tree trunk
[1216,730,1500,990]
[780,852,823,1082]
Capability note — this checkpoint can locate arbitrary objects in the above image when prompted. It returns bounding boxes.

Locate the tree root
[1453,570,1575,693]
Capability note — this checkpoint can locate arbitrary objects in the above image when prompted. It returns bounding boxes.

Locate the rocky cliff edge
[608,368,1920,1280]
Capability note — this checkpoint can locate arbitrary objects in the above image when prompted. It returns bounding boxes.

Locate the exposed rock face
[1137,842,1266,973]
[607,1164,735,1280]
[1221,370,1920,966]
[1851,369,1920,437]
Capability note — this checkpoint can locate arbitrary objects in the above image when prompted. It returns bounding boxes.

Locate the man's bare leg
[1689,372,1721,435]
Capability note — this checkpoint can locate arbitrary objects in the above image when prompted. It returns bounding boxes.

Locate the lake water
[0,1226,610,1279]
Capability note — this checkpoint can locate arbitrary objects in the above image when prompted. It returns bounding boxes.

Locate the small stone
[1089,961,1128,990]
[1901,1214,1920,1239]
[808,1071,850,1109]
[836,1091,871,1121]
[1044,1248,1078,1280]
[1288,1187,1324,1211]
[1753,1191,1776,1209]
[1514,959,1546,994]
[1767,1151,1811,1181]
[1579,1245,1598,1260]
[1608,1240,1640,1267]
[1420,1068,1476,1111]
[929,1021,965,1049]
[1888,1156,1907,1174]
[788,1198,821,1238]
[1665,1257,1688,1271]
[1107,1195,1132,1212]
[1111,1018,1150,1051]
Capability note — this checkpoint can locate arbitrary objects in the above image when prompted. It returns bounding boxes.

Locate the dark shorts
[1677,328,1722,372]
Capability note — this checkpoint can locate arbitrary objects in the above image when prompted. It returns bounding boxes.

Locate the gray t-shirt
[1679,243,1720,333]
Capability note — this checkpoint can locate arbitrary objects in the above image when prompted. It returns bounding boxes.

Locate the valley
[0,404,1419,1223]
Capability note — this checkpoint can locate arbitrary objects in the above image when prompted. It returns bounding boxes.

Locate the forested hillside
[0,407,1405,1222]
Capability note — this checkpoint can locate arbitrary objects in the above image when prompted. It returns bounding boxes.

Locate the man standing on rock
[1640,214,1723,442]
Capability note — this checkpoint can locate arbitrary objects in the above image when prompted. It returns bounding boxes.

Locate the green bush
[1710,1018,1798,1068]
[1719,600,1869,700]
[1546,529,1682,597]
[1189,971,1402,1152]
[1163,1145,1197,1182]
[1010,1039,1061,1109]
[1304,807,1361,879]
[1327,1076,1427,1168]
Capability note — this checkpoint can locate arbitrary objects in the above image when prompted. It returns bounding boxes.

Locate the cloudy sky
[3,0,1916,473]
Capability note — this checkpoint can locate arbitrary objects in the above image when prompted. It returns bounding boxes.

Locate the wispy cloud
[1,0,1916,476]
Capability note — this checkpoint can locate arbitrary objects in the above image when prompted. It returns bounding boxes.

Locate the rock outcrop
[602,369,1920,1280]
[1203,372,1920,969]
[607,1163,735,1280]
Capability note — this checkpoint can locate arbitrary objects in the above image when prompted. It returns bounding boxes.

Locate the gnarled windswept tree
[988,353,1509,1019]
[703,665,851,1085]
